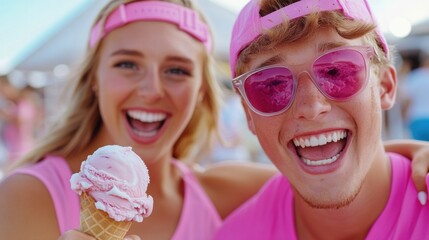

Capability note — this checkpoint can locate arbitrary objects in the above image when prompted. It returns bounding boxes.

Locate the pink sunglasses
[232,46,375,116]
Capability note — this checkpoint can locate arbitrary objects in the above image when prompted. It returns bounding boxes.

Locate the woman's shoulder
[0,172,60,238]
[193,161,277,218]
[196,161,277,182]
[0,171,51,199]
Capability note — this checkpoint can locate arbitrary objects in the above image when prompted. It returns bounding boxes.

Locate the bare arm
[384,139,429,197]
[0,174,60,239]
[197,161,277,219]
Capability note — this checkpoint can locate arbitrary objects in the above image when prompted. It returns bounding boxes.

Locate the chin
[298,184,362,210]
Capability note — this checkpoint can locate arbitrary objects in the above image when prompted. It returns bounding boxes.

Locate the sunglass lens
[244,67,294,114]
[313,49,367,100]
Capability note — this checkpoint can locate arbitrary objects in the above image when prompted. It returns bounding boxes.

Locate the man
[214,0,429,239]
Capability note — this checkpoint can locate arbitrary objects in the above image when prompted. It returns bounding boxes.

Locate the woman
[0,1,275,239]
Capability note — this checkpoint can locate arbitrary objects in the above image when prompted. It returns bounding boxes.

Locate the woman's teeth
[127,110,166,122]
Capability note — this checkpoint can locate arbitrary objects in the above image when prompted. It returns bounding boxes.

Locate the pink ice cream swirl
[70,145,153,222]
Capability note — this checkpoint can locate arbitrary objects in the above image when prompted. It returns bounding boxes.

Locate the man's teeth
[293,130,347,148]
[128,110,166,123]
[302,152,341,166]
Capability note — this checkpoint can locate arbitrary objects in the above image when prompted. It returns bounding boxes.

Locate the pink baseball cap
[230,0,388,77]
[90,1,212,51]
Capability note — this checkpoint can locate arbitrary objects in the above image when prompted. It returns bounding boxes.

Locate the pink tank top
[13,155,80,233]
[13,156,222,239]
[214,153,429,239]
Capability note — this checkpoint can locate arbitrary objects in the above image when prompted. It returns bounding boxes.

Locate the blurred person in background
[0,76,43,168]
[402,52,429,141]
[382,56,411,140]
[0,78,11,172]
[200,79,254,165]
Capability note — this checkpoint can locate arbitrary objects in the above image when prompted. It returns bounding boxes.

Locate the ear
[379,65,397,110]
[240,99,256,135]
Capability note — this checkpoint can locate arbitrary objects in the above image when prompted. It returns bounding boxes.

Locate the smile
[292,130,348,166]
[126,110,167,137]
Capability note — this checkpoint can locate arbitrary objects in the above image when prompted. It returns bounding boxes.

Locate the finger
[411,159,429,206]
[421,174,429,205]
[124,235,142,240]
[417,174,429,206]
[411,159,428,193]
[427,174,429,193]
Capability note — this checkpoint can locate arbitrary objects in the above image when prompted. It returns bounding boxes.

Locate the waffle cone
[80,192,132,240]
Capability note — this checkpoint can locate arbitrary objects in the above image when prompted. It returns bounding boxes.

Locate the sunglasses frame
[232,45,375,116]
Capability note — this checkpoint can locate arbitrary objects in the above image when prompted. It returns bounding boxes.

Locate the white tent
[10,0,235,73]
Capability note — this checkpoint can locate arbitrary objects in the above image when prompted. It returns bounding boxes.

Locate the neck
[145,158,183,198]
[294,151,392,240]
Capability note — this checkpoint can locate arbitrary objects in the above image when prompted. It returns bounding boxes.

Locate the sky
[211,0,429,30]
[0,0,90,74]
[1,0,428,75]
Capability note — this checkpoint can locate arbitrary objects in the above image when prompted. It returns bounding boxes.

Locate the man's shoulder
[225,172,290,215]
[376,153,429,239]
[388,152,414,195]
[249,172,292,204]
[213,173,294,239]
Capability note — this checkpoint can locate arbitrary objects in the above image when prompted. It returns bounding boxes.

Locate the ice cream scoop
[71,145,153,222]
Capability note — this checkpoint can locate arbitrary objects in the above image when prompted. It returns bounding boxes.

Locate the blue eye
[114,61,138,70]
[166,67,191,76]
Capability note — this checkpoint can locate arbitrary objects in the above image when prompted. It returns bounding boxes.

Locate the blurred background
[1,0,429,170]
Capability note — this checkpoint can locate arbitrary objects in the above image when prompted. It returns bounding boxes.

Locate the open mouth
[292,130,348,166]
[126,110,167,138]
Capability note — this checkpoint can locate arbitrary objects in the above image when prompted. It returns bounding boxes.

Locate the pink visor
[89,1,212,51]
[230,0,388,77]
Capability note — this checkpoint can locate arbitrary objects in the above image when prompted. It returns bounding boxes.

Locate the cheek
[98,71,134,97]
[350,84,382,139]
[251,116,284,150]
[175,84,201,113]
[97,76,133,118]
[368,85,383,130]
[364,83,382,117]
[253,117,294,172]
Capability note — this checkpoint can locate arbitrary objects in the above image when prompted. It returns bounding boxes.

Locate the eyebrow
[110,49,143,57]
[166,56,194,65]
[109,50,193,65]
[256,55,285,69]
[317,42,347,52]
[255,41,348,69]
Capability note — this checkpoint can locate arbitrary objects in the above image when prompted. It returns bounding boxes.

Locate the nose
[291,72,331,120]
[137,67,164,100]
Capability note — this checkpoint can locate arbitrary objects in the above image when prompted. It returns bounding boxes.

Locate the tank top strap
[171,159,192,175]
[170,159,222,239]
[11,155,80,233]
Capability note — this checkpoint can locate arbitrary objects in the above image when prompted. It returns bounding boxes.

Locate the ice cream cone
[71,145,153,239]
[80,192,132,240]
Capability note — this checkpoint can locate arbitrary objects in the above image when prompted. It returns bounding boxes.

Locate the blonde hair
[235,0,391,76]
[9,0,222,171]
